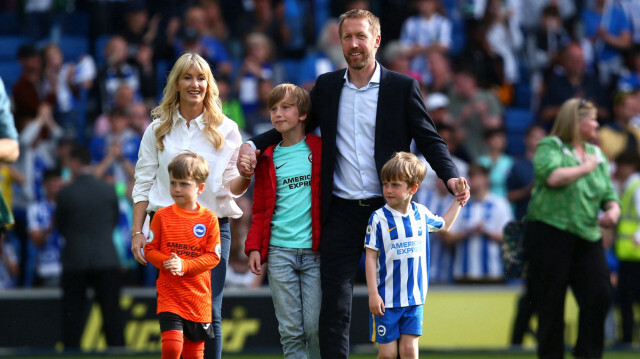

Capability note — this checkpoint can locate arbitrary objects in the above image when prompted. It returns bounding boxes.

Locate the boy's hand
[163,253,184,276]
[369,293,385,316]
[248,251,263,275]
[448,177,470,206]
[237,144,260,177]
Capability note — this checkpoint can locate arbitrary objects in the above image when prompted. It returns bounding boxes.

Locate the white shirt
[132,111,243,218]
[333,63,381,199]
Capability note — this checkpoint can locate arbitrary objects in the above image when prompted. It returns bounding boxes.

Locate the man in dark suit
[239,9,470,358]
[55,145,124,349]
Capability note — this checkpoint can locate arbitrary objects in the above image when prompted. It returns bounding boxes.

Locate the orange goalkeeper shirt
[145,203,221,323]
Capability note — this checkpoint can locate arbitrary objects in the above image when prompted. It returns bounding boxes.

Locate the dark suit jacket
[252,65,459,222]
[55,174,120,271]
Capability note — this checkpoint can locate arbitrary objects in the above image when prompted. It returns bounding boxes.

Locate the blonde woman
[131,52,250,359]
[523,98,619,359]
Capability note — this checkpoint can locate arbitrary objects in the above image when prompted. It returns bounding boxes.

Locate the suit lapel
[325,70,346,147]
[374,66,389,169]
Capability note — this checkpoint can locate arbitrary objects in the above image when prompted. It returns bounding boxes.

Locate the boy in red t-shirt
[144,151,221,359]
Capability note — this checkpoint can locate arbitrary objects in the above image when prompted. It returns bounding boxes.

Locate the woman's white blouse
[132,111,244,218]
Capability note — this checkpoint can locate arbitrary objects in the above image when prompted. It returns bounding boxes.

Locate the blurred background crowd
[1,0,639,311]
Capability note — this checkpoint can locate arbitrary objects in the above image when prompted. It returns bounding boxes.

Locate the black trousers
[618,261,640,343]
[524,221,612,359]
[319,196,384,359]
[62,268,125,349]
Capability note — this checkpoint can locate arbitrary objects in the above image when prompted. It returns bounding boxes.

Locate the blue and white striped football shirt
[364,202,444,308]
[450,193,513,281]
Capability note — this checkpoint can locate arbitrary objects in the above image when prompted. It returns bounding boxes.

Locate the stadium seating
[58,35,90,62]
[0,12,21,35]
[504,106,534,156]
[0,35,30,61]
[0,61,22,96]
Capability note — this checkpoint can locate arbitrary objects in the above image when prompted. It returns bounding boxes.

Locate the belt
[332,195,384,207]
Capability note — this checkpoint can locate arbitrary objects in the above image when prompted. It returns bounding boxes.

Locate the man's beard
[346,52,373,70]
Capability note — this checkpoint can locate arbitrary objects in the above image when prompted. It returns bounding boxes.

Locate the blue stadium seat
[0,35,31,61]
[504,107,534,156]
[450,19,466,56]
[156,60,169,102]
[0,61,22,96]
[58,35,90,62]
[93,34,111,67]
[0,12,21,35]
[513,61,532,108]
[278,59,301,84]
[60,12,90,36]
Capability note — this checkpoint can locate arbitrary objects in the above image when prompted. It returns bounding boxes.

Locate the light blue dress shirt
[333,63,381,199]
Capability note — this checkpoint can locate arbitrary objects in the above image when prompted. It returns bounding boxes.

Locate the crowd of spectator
[1,0,640,309]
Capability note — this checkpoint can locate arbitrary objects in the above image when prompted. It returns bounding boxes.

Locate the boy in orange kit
[144,151,221,359]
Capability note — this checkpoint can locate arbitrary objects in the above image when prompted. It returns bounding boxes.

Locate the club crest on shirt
[308,153,313,163]
[193,223,207,238]
[147,230,154,243]
[377,325,386,337]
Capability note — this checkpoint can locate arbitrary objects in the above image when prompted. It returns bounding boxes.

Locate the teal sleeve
[0,78,18,141]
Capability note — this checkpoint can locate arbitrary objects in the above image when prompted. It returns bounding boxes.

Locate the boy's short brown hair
[380,152,427,187]
[267,83,311,129]
[168,151,210,184]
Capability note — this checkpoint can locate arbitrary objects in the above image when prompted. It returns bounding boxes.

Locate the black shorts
[158,312,214,342]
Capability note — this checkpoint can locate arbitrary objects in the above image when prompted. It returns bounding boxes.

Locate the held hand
[237,144,259,177]
[448,177,470,206]
[369,294,385,316]
[131,233,148,265]
[455,177,467,194]
[248,251,262,275]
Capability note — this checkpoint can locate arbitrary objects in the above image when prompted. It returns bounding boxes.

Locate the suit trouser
[618,261,640,343]
[319,196,385,359]
[524,221,611,359]
[62,268,125,348]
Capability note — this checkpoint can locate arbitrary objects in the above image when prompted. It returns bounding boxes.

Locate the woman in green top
[523,98,620,359]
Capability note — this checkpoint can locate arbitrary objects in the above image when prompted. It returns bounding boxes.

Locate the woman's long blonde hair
[151,52,225,151]
[550,98,597,146]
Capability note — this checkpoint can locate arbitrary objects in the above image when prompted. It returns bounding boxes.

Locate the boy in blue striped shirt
[365,152,465,358]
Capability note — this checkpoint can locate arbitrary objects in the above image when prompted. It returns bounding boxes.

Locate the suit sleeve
[182,215,221,275]
[406,78,459,185]
[250,129,282,152]
[245,155,268,257]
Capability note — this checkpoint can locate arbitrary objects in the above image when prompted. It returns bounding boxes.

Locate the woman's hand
[131,232,148,265]
[598,201,620,229]
[582,153,598,174]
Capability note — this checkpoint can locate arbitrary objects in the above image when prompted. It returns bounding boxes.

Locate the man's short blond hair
[381,152,426,187]
[168,151,210,184]
[338,9,381,39]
